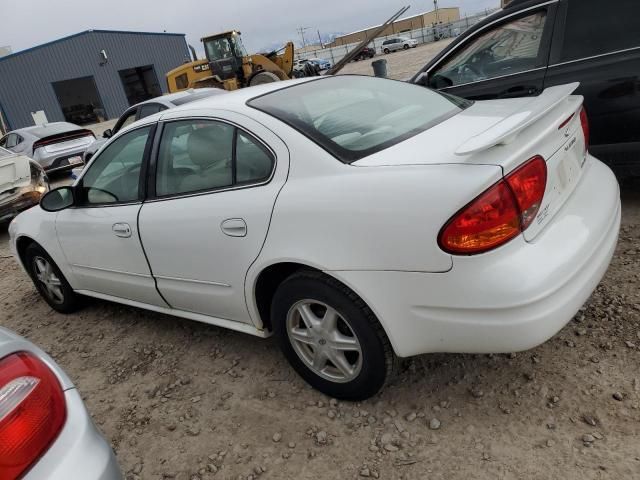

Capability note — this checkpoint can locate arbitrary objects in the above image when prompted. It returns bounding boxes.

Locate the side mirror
[40,186,75,212]
[103,128,113,139]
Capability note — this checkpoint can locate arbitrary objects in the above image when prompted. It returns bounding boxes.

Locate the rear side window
[248,76,470,163]
[561,0,640,61]
[155,119,274,197]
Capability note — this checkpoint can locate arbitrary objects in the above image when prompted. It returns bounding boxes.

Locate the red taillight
[579,106,590,150]
[439,156,547,255]
[0,352,66,480]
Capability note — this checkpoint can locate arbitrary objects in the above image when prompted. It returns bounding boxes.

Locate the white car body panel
[55,204,166,306]
[0,149,31,193]
[8,79,621,360]
[138,110,289,323]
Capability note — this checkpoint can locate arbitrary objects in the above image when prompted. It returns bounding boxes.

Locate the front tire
[383,48,390,54]
[249,71,281,86]
[403,44,409,50]
[25,243,82,313]
[272,271,395,400]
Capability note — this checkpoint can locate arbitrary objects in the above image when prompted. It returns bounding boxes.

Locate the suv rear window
[248,76,471,163]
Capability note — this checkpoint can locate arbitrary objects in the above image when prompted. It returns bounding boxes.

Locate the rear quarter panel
[250,133,503,275]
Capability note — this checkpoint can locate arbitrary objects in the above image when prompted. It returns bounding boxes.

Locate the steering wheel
[461,63,482,77]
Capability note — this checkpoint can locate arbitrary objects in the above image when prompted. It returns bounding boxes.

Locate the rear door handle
[221,218,247,237]
[112,223,132,238]
[500,85,540,98]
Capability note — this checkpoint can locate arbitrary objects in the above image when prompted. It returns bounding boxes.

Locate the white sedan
[8,76,620,400]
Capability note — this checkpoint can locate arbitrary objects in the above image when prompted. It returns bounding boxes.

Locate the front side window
[79,126,151,205]
[248,76,470,163]
[155,119,274,197]
[430,11,548,88]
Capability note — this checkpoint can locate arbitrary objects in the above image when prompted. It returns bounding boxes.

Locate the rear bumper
[24,388,122,480]
[35,147,88,172]
[333,156,621,357]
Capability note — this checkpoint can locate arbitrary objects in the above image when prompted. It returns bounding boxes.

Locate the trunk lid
[354,83,588,241]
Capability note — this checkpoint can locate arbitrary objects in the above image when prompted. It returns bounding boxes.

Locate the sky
[1,0,500,56]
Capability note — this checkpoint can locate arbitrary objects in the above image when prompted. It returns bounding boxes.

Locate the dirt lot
[338,39,454,80]
[1,42,639,479]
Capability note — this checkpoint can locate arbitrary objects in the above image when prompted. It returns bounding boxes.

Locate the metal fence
[297,10,497,65]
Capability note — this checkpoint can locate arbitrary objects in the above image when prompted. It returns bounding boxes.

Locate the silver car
[0,123,95,173]
[381,37,418,54]
[0,327,122,479]
[83,88,228,163]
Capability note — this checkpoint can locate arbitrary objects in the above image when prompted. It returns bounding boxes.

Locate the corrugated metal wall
[0,31,191,130]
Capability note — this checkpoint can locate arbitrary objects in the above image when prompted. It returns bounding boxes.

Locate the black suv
[412,0,640,177]
[353,47,376,61]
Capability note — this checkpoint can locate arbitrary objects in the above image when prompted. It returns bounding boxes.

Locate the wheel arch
[15,235,37,269]
[252,261,322,332]
[250,261,400,357]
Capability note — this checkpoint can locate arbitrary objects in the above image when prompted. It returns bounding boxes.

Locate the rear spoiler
[455,82,580,156]
[32,129,95,154]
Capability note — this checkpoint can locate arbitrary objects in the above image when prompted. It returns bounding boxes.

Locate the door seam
[136,203,173,308]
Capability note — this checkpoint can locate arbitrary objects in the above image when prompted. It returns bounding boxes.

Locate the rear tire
[272,271,395,400]
[383,48,390,54]
[24,243,82,313]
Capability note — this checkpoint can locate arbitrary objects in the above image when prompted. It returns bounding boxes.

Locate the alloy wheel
[286,299,362,383]
[33,256,64,305]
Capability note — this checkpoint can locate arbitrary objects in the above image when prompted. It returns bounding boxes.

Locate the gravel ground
[1,44,639,477]
[338,39,454,80]
[1,178,638,480]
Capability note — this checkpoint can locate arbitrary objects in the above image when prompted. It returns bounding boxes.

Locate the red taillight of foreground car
[439,156,547,255]
[580,106,590,150]
[0,352,66,480]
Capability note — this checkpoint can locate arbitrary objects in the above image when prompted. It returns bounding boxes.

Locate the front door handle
[112,223,132,238]
[221,218,247,237]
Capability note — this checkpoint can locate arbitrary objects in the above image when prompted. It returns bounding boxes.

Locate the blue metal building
[0,30,191,131]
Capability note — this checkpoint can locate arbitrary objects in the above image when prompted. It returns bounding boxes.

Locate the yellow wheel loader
[166,31,319,92]
[166,7,410,93]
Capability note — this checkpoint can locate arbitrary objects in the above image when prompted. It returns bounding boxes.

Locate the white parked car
[381,37,418,53]
[8,76,620,400]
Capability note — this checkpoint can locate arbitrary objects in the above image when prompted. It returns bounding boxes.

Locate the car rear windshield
[247,76,471,163]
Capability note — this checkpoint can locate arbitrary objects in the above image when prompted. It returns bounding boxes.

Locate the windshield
[248,76,471,163]
[204,35,247,61]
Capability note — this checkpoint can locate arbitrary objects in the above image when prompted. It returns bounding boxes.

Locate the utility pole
[434,0,440,23]
[297,27,310,48]
[317,30,324,49]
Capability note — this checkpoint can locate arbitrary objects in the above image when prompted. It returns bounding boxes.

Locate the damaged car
[0,146,48,223]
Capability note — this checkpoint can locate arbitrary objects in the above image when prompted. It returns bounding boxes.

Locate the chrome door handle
[112,223,132,238]
[221,218,247,237]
